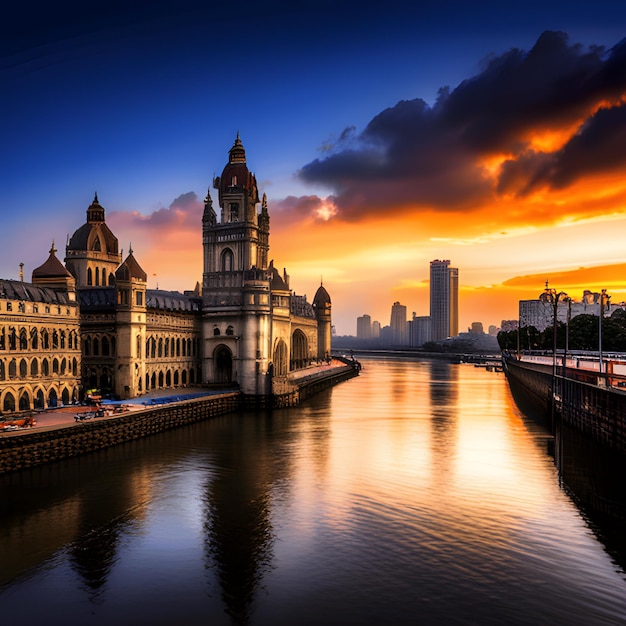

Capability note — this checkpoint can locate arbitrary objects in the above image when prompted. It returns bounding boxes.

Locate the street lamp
[598,289,611,374]
[542,282,568,380]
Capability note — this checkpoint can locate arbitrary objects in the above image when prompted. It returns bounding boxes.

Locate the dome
[32,243,73,279]
[67,194,119,253]
[313,284,331,306]
[213,134,260,206]
[115,249,147,282]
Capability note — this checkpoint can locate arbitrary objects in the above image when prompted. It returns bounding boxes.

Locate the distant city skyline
[4,3,626,335]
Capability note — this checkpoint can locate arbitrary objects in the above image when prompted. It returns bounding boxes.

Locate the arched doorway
[273,339,288,376]
[214,346,233,383]
[291,329,308,371]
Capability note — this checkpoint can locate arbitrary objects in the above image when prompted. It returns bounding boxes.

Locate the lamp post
[598,289,611,374]
[562,296,571,378]
[542,282,568,381]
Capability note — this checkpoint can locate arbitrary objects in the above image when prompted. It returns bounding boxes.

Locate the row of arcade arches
[0,356,79,380]
[1,384,79,413]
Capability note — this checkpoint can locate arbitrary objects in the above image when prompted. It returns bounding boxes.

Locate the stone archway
[214,345,233,384]
[273,339,288,376]
[291,329,308,371]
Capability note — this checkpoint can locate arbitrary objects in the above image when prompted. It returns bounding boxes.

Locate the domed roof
[32,243,73,279]
[313,283,331,306]
[67,193,119,253]
[115,248,147,282]
[213,134,260,206]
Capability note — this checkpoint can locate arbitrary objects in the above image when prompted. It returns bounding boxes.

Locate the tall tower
[429,260,459,341]
[113,247,147,398]
[202,135,272,396]
[313,284,332,359]
[390,301,408,345]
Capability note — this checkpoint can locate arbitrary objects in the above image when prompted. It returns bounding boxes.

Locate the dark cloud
[298,31,626,219]
[273,194,337,221]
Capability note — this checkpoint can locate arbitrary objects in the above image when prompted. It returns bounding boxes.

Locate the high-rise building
[390,301,408,345]
[372,321,381,339]
[429,260,459,341]
[356,314,372,339]
[408,313,431,347]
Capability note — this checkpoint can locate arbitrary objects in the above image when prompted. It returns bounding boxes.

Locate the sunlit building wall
[430,259,459,341]
[390,302,408,345]
[357,314,372,339]
[409,314,431,347]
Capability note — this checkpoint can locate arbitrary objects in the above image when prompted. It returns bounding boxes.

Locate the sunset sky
[3,1,626,335]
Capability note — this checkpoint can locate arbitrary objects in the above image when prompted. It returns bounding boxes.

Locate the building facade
[429,259,459,341]
[0,136,331,414]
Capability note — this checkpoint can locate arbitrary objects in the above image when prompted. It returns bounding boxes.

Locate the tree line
[497,309,626,352]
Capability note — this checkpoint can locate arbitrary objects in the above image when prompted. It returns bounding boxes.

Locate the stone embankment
[0,362,360,474]
[0,392,239,475]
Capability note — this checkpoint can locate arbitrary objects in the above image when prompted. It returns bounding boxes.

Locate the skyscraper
[390,301,408,345]
[356,314,372,339]
[429,260,459,341]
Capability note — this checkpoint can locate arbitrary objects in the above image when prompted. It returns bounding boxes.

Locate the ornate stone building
[202,134,331,397]
[0,135,331,413]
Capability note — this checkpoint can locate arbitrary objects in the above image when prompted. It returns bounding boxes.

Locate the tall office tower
[429,260,459,341]
[372,321,381,339]
[357,314,372,339]
[390,301,408,345]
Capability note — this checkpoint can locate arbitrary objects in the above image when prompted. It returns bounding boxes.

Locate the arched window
[30,328,38,350]
[34,389,44,410]
[42,329,49,349]
[19,359,27,378]
[176,338,180,356]
[221,248,234,272]
[42,359,49,376]
[158,338,163,357]
[60,331,66,349]
[93,338,100,356]
[62,388,70,405]
[213,327,220,336]
[93,236,101,252]
[174,370,179,385]
[72,358,78,376]
[3,392,15,412]
[8,358,17,378]
[87,267,93,286]
[0,361,5,380]
[19,392,30,411]
[137,335,142,359]
[102,336,110,356]
[61,358,67,375]
[158,371,164,387]
[52,358,59,374]
[226,325,234,336]
[52,331,59,349]
[102,268,107,286]
[166,370,171,386]
[8,328,16,350]
[19,328,28,350]
[31,360,39,376]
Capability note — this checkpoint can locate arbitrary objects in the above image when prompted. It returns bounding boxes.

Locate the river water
[1,357,625,625]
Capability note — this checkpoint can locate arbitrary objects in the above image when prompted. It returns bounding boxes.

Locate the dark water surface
[1,358,625,625]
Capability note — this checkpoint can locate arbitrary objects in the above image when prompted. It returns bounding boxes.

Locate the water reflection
[0,359,624,625]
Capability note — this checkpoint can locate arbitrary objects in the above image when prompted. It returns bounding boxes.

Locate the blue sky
[3,1,626,333]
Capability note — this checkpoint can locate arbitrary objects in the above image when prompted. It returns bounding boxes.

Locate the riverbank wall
[0,363,359,474]
[0,392,240,475]
[504,356,626,455]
